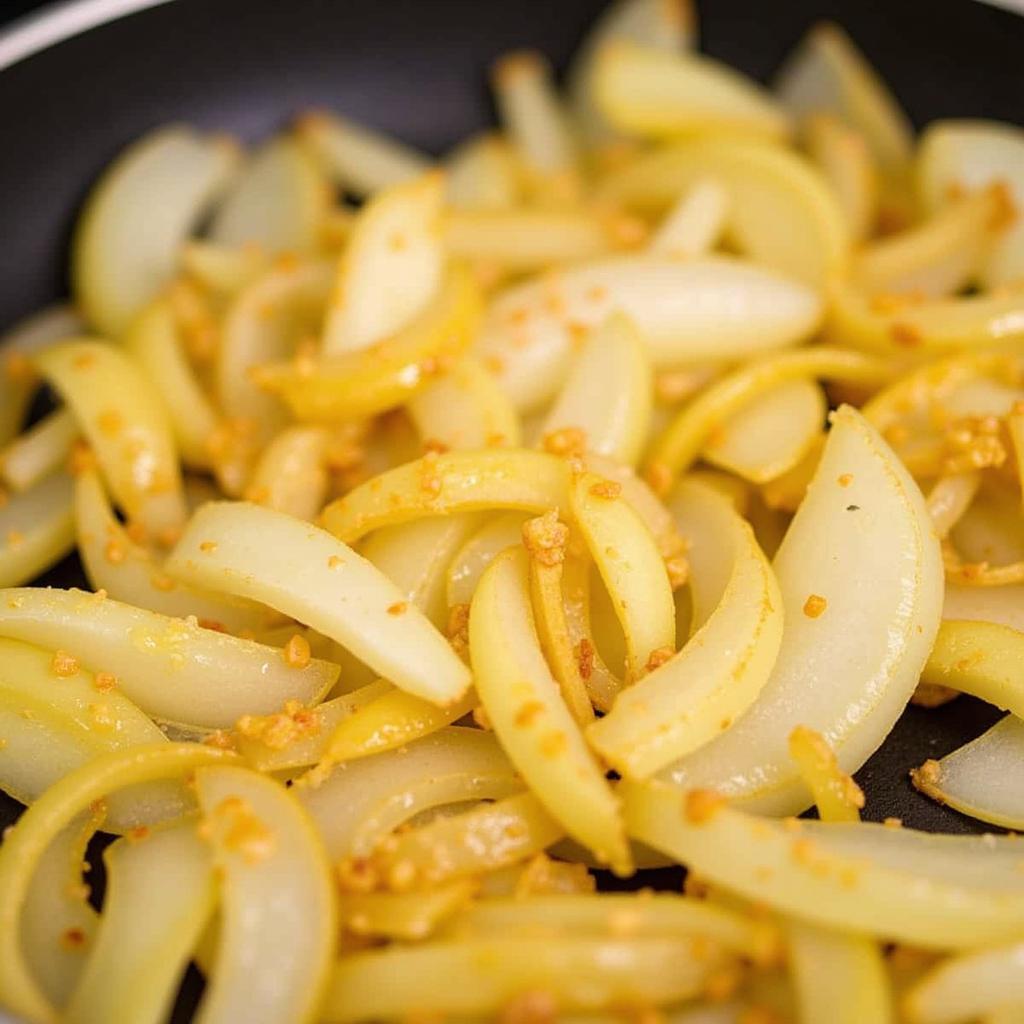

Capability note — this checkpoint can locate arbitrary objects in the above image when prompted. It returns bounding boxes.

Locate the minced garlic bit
[684,789,726,825]
[665,553,689,590]
[327,554,344,570]
[941,414,1007,473]
[198,540,218,553]
[837,473,853,487]
[447,603,470,657]
[202,730,237,751]
[387,601,408,616]
[575,638,595,680]
[522,510,569,567]
[237,699,320,750]
[541,426,587,459]
[910,758,943,795]
[283,633,312,669]
[802,594,827,619]
[51,650,79,677]
[645,646,675,673]
[588,478,622,500]
[199,795,276,864]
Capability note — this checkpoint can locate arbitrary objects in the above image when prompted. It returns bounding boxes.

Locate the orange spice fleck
[588,478,621,499]
[471,704,492,730]
[51,650,79,677]
[803,594,827,619]
[327,555,344,570]
[645,461,673,497]
[60,928,87,951]
[542,426,587,458]
[5,529,24,549]
[237,699,320,750]
[891,322,923,349]
[645,646,675,673]
[496,990,558,1024]
[515,701,545,728]
[199,540,218,554]
[387,601,408,616]
[96,409,123,436]
[104,539,126,564]
[684,789,726,825]
[665,553,689,590]
[93,672,117,693]
[837,473,853,487]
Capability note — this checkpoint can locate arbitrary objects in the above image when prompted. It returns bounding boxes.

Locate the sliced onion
[0,409,79,494]
[446,512,529,608]
[337,881,476,941]
[244,426,329,521]
[648,178,729,259]
[804,113,878,242]
[444,132,522,210]
[0,471,75,588]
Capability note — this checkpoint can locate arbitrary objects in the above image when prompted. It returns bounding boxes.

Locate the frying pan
[0,0,1021,1014]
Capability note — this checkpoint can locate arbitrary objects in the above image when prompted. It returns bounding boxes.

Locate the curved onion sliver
[805,113,878,242]
[0,471,75,588]
[593,41,790,142]
[0,409,79,493]
[338,881,477,941]
[943,582,1024,632]
[194,766,335,1024]
[124,299,219,472]
[325,449,569,544]
[648,178,729,259]
[624,779,1024,949]
[407,356,522,451]
[912,715,1024,831]
[444,133,522,210]
[569,470,675,681]
[322,932,726,1023]
[541,314,652,467]
[180,240,270,296]
[0,743,236,1024]
[658,406,943,814]
[469,547,630,873]
[587,478,782,778]
[72,125,239,338]
[297,727,518,860]
[74,468,264,632]
[0,305,82,447]
[168,501,470,706]
[702,378,826,484]
[254,263,482,423]
[477,255,823,412]
[209,135,327,252]
[323,173,444,355]
[446,512,529,608]
[297,111,432,199]
[34,340,186,538]
[65,822,214,1024]
[648,347,889,485]
[22,809,102,1009]
[0,588,337,729]
[244,426,329,521]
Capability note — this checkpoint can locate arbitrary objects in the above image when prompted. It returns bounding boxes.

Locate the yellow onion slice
[72,125,239,338]
[624,779,1024,949]
[337,882,477,942]
[912,715,1024,831]
[297,111,432,199]
[244,426,329,521]
[588,478,782,777]
[180,240,270,296]
[658,406,943,814]
[943,582,1024,632]
[478,256,823,411]
[34,340,186,538]
[469,547,630,873]
[592,41,791,142]
[0,587,336,729]
[65,822,215,1024]
[444,133,521,210]
[0,471,75,588]
[804,113,878,242]
[446,512,529,608]
[648,178,729,259]
[209,135,327,252]
[167,501,470,705]
[0,743,237,1024]
[0,409,79,494]
[194,766,335,1024]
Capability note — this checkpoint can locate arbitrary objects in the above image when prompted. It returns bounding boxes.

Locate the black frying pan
[0,0,1022,1013]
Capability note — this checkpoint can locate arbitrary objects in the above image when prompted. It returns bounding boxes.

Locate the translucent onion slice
[447,512,529,608]
[297,111,433,199]
[72,125,239,337]
[904,940,1024,1024]
[624,779,1024,949]
[702,378,827,484]
[0,471,75,588]
[407,356,522,451]
[217,258,333,445]
[21,809,101,1010]
[296,727,519,860]
[787,919,893,1024]
[569,471,675,681]
[912,715,1024,831]
[322,934,727,1023]
[209,135,327,252]
[338,881,477,941]
[596,137,847,289]
[943,582,1024,632]
[648,178,729,259]
[254,263,482,423]
[244,426,329,521]
[0,743,237,1024]
[0,409,79,493]
[0,305,82,447]
[444,133,522,210]
[541,314,652,467]
[324,449,569,544]
[180,240,271,296]
[167,501,470,705]
[491,51,581,205]
[854,184,1011,299]
[194,766,335,1024]
[0,588,336,729]
[74,468,264,632]
[920,620,1024,718]
[567,0,695,146]
[34,340,186,537]
[65,822,215,1024]
[659,406,943,814]
[469,547,630,873]
[323,173,444,355]
[477,256,823,412]
[916,119,1024,289]
[804,113,878,242]
[648,347,890,486]
[588,478,782,777]
[593,41,791,142]
[123,298,218,472]
[774,22,914,224]
[361,513,482,629]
